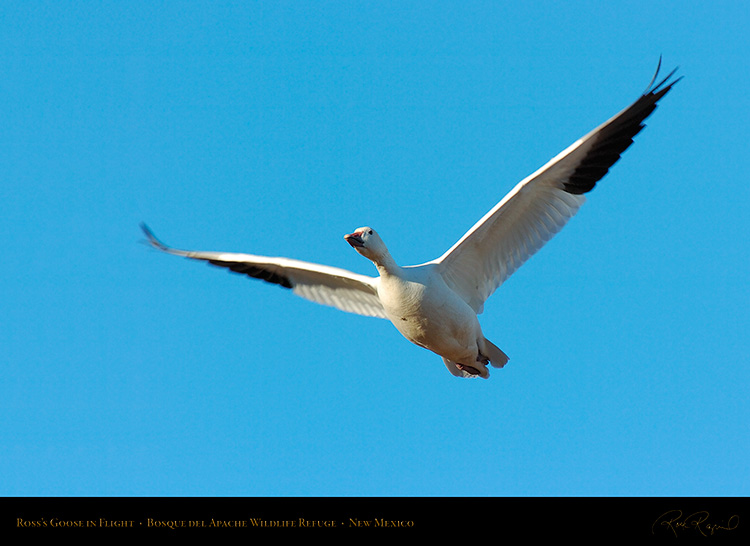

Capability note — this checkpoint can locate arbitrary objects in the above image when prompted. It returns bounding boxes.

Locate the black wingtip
[645,55,663,90]
[645,56,682,95]
[139,222,171,252]
[560,59,680,196]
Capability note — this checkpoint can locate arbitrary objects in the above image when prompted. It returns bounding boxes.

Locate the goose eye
[368,230,373,235]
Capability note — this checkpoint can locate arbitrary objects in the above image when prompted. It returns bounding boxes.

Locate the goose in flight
[142,61,680,379]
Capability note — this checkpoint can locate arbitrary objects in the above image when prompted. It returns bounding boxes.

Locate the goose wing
[432,61,680,313]
[141,224,387,319]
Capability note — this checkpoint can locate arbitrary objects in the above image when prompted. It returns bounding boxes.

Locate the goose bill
[345,233,365,248]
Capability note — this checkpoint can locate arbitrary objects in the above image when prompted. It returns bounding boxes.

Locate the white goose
[142,61,679,379]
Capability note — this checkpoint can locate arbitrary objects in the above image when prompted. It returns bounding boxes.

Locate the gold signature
[652,510,740,537]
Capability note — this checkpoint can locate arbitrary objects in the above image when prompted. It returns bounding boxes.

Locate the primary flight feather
[142,60,680,379]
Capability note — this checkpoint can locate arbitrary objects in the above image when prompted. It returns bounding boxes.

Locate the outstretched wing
[141,224,388,319]
[432,60,681,313]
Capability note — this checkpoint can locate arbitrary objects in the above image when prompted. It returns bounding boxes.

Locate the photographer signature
[652,509,739,537]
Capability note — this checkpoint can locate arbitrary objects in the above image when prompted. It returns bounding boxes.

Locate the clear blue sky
[2,1,747,497]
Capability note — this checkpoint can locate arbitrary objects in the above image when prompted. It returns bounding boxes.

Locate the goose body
[375,259,505,378]
[142,61,680,378]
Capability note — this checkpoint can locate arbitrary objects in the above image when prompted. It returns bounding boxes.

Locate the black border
[3,497,747,539]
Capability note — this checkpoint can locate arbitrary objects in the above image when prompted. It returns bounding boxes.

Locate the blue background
[2,1,748,496]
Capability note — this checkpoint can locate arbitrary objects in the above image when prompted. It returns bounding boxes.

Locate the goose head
[344,227,389,262]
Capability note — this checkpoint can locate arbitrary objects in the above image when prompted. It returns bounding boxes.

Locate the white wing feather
[141,224,387,319]
[434,178,585,313]
[431,62,680,313]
